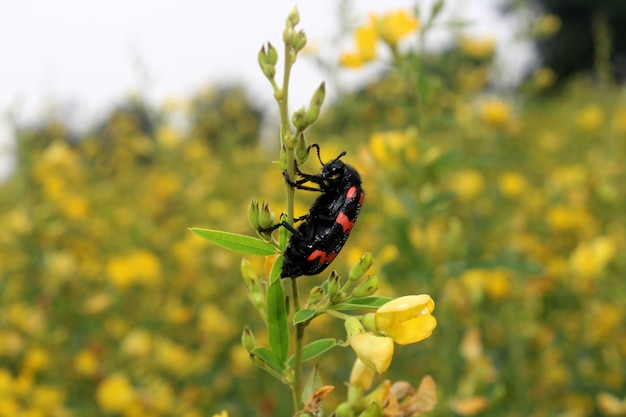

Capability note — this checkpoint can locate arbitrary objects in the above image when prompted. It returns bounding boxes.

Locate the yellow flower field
[1,5,625,416]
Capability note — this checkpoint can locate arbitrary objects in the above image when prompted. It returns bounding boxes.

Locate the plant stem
[278,41,304,413]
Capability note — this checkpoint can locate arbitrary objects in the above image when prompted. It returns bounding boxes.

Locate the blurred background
[1,0,625,416]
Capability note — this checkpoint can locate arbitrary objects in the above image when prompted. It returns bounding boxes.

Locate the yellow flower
[375,295,437,345]
[576,104,605,133]
[74,349,99,377]
[349,358,376,391]
[106,249,162,289]
[212,412,229,417]
[377,10,419,46]
[340,21,377,68]
[22,347,50,373]
[121,328,153,358]
[450,169,485,201]
[349,332,394,374]
[570,236,616,277]
[546,206,594,232]
[459,35,496,59]
[479,97,511,127]
[498,172,528,198]
[96,374,135,413]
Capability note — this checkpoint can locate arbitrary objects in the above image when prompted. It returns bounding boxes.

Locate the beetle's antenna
[310,143,324,165]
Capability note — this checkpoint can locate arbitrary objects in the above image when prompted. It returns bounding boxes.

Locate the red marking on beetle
[307,249,338,264]
[336,212,355,233]
[346,186,358,199]
[359,191,364,205]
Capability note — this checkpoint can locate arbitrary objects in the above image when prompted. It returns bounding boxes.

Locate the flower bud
[240,258,258,286]
[349,358,375,391]
[327,271,340,297]
[287,6,300,27]
[307,286,324,306]
[295,133,310,164]
[283,27,295,45]
[266,42,278,65]
[292,106,307,130]
[361,313,377,333]
[293,30,307,52]
[258,202,274,230]
[349,252,374,281]
[352,275,379,298]
[348,332,394,374]
[305,82,325,126]
[241,326,256,352]
[358,400,382,417]
[248,200,260,230]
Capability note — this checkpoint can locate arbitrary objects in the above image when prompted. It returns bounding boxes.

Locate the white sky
[0,0,529,178]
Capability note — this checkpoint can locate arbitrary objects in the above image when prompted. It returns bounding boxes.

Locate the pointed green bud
[361,313,377,333]
[274,88,284,101]
[242,326,256,352]
[287,6,300,27]
[248,200,260,230]
[307,286,325,306]
[292,106,307,130]
[241,258,258,286]
[258,45,276,80]
[266,42,278,65]
[358,400,382,417]
[352,275,379,299]
[327,271,340,297]
[283,26,295,45]
[293,30,307,52]
[305,82,325,126]
[258,202,274,230]
[295,133,309,164]
[349,252,374,281]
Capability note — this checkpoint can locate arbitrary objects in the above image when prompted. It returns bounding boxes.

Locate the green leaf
[252,346,285,372]
[333,296,393,310]
[293,308,316,324]
[189,228,279,256]
[267,278,289,362]
[269,255,284,284]
[289,338,338,366]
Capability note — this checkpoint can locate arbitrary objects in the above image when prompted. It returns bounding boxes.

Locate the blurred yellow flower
[212,412,229,417]
[349,358,376,391]
[546,206,593,232]
[576,104,605,133]
[459,35,496,59]
[535,14,561,37]
[479,97,511,127]
[121,328,153,358]
[375,294,437,345]
[340,21,377,68]
[23,347,51,374]
[198,303,237,339]
[32,385,65,409]
[74,350,99,377]
[460,269,512,301]
[597,392,626,415]
[106,249,162,289]
[450,169,485,201]
[533,67,557,89]
[376,10,419,46]
[349,332,394,374]
[96,374,135,413]
[570,236,616,277]
[61,194,89,219]
[498,172,528,198]
[369,129,418,166]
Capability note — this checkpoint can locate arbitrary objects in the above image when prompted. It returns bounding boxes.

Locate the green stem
[278,41,304,413]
